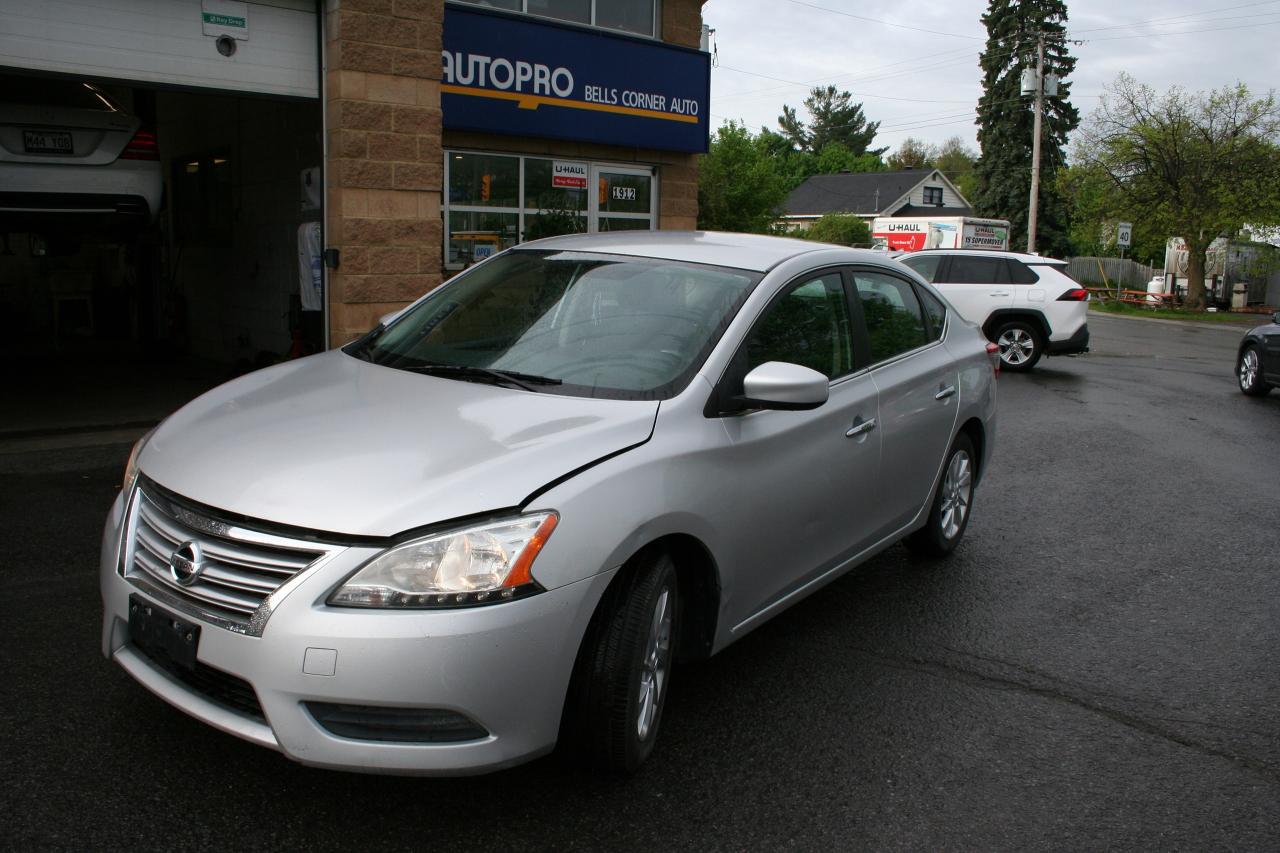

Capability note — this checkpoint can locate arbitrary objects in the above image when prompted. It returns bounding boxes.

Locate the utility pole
[1026,32,1045,254]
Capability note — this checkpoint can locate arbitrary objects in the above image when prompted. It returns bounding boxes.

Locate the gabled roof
[781,169,968,218]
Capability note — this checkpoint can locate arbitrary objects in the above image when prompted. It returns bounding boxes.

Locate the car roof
[514,230,890,273]
[904,248,1066,263]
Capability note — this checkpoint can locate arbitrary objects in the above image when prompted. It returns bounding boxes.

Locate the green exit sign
[202,12,246,28]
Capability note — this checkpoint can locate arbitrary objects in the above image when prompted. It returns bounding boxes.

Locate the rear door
[849,268,959,538]
[928,254,1012,327]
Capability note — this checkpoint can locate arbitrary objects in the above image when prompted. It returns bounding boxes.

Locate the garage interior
[1,1,323,438]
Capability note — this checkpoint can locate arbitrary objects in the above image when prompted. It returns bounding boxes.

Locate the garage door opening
[0,72,323,437]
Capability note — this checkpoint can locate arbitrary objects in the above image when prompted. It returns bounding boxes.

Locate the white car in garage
[0,74,162,227]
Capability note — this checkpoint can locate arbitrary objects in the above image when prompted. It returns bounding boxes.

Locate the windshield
[351,250,762,400]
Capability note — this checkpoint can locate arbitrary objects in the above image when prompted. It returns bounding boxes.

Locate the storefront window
[450,0,657,38]
[448,211,519,265]
[449,152,519,208]
[445,152,656,268]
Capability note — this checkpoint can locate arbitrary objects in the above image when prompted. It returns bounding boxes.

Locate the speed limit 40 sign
[1117,222,1133,248]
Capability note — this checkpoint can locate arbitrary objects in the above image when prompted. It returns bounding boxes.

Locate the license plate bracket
[22,130,73,155]
[129,595,201,671]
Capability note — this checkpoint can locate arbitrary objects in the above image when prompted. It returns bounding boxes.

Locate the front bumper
[1047,323,1090,355]
[99,490,614,776]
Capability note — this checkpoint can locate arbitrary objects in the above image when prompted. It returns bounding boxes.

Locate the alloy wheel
[939,450,973,541]
[636,587,672,741]
[998,328,1035,366]
[1239,349,1259,390]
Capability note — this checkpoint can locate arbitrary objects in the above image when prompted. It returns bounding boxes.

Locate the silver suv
[101,232,997,775]
[897,250,1090,371]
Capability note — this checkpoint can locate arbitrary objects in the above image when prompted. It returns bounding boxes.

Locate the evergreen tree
[973,0,1078,256]
[778,86,886,157]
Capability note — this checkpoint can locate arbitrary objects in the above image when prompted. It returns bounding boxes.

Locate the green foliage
[800,214,872,246]
[1073,76,1280,309]
[1057,163,1163,264]
[697,121,790,233]
[935,136,980,201]
[887,137,938,170]
[973,0,1079,256]
[778,86,887,157]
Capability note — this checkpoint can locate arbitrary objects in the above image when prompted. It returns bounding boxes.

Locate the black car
[1237,311,1280,396]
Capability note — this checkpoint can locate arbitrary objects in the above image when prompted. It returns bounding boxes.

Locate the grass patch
[1089,301,1264,324]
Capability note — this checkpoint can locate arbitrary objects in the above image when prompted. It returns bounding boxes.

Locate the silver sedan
[100,231,998,775]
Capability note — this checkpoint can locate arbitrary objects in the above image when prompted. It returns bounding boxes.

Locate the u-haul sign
[552,161,588,189]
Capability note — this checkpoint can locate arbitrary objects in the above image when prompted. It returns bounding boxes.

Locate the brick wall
[325,0,445,345]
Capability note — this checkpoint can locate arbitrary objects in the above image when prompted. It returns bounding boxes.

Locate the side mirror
[1272,310,1280,325]
[738,361,830,411]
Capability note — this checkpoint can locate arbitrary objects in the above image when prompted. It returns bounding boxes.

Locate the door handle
[935,385,956,400]
[989,291,1011,297]
[846,418,877,438]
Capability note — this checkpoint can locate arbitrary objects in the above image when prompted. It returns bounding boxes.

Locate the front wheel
[993,320,1043,372]
[1238,345,1271,396]
[906,434,976,558]
[562,551,678,773]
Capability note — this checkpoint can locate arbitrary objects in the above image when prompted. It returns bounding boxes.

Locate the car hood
[138,351,659,537]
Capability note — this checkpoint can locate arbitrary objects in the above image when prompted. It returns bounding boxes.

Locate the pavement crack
[851,645,1280,785]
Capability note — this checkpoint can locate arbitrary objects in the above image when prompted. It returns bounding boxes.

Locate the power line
[1068,0,1280,34]
[782,0,982,40]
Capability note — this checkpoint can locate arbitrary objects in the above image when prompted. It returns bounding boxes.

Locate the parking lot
[3,311,1278,851]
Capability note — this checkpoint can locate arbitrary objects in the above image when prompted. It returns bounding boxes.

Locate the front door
[710,271,883,633]
[592,165,655,232]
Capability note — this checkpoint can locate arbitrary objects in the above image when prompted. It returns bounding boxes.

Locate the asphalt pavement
[2,313,1278,851]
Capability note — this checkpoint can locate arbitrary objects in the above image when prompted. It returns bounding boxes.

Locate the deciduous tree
[697,121,789,233]
[1073,76,1280,309]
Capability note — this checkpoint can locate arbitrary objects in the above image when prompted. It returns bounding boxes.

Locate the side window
[916,285,947,341]
[900,254,942,283]
[1006,259,1039,284]
[745,273,854,379]
[944,256,1009,284]
[853,272,930,363]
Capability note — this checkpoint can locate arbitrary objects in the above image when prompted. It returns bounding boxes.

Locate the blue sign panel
[441,7,710,153]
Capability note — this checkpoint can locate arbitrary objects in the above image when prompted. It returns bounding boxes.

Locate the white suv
[897,250,1089,372]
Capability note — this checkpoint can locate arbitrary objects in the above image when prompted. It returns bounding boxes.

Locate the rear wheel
[993,320,1043,372]
[562,551,678,773]
[907,434,976,558]
[1238,345,1271,396]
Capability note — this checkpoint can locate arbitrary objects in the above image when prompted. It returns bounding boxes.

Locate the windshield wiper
[401,363,562,391]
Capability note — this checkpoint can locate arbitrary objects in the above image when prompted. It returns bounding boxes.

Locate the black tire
[561,550,678,774]
[993,319,1043,372]
[1238,344,1271,397]
[906,433,977,558]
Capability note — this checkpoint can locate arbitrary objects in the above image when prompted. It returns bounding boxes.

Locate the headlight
[122,428,155,493]
[328,512,559,608]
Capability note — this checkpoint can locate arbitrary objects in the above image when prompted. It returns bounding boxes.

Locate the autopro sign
[441,6,711,153]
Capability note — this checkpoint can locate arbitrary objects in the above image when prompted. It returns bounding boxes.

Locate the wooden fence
[1066,257,1157,289]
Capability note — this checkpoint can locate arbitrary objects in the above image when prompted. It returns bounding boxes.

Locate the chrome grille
[124,485,332,634]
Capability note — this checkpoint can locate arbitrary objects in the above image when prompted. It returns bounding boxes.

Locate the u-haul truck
[871,216,1011,252]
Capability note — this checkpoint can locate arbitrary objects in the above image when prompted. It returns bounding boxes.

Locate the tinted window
[917,286,947,341]
[746,274,854,379]
[900,254,942,283]
[854,272,929,363]
[1006,259,1038,284]
[943,256,1009,284]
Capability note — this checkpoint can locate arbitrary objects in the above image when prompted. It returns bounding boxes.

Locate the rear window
[943,256,1009,284]
[0,76,119,111]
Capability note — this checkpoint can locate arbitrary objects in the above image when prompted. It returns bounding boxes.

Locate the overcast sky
[702,0,1280,156]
